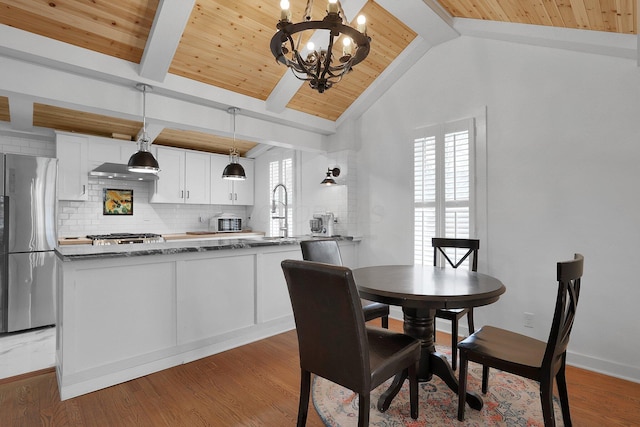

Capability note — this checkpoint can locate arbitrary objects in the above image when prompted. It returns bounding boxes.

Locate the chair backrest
[281,259,370,393]
[300,239,343,266]
[543,253,584,372]
[432,238,480,272]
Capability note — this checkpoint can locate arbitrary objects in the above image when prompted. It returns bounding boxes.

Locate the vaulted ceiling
[0,0,636,156]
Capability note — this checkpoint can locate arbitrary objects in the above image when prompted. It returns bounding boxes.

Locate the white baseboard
[388,306,640,383]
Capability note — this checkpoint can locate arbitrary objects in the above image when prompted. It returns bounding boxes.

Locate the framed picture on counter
[103,188,133,215]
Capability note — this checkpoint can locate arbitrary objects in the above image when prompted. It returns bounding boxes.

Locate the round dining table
[353,264,506,412]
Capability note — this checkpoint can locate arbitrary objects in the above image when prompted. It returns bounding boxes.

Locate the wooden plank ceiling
[0,97,9,123]
[438,0,636,33]
[0,0,635,154]
[31,103,256,157]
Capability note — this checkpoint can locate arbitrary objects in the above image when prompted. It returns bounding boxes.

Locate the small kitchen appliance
[310,212,335,237]
[210,213,242,232]
[86,233,165,245]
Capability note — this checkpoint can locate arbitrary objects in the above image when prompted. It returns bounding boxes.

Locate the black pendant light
[128,83,159,174]
[222,107,246,181]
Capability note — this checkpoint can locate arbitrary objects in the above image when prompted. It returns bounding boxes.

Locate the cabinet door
[57,133,88,201]
[210,154,233,205]
[233,158,254,205]
[87,137,132,169]
[184,151,210,204]
[151,147,185,203]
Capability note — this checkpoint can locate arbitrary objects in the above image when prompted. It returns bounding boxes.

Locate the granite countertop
[57,231,265,246]
[55,235,358,261]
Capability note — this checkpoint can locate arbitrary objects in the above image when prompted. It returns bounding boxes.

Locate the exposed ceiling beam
[455,18,637,60]
[377,0,459,44]
[8,95,34,131]
[336,0,459,127]
[0,24,337,135]
[137,123,166,144]
[0,56,326,152]
[139,0,196,82]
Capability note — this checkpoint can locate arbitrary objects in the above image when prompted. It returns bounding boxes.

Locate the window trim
[413,117,477,266]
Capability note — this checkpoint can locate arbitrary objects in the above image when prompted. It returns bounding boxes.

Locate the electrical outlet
[524,312,534,328]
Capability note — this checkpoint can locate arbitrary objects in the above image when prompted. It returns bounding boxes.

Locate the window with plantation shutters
[269,157,294,237]
[414,119,475,266]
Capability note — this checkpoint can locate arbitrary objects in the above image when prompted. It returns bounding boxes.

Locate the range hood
[89,163,159,181]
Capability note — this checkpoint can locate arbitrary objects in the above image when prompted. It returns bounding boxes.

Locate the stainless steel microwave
[210,215,242,232]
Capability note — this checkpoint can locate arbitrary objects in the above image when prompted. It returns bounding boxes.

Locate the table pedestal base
[377,307,483,412]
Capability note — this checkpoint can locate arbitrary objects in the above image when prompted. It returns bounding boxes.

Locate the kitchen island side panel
[55,240,359,400]
[69,261,176,373]
[177,254,255,344]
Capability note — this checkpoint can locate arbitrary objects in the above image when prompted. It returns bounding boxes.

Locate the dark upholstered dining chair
[300,239,390,328]
[457,253,584,427]
[432,237,480,370]
[281,260,421,427]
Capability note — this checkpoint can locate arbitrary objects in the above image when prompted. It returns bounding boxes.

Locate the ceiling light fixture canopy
[128,83,159,174]
[271,0,370,94]
[222,107,247,181]
[321,166,340,185]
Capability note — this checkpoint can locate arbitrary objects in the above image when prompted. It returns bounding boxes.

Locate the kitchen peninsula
[55,236,358,400]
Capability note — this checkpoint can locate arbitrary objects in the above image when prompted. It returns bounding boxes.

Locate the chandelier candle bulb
[328,0,338,14]
[342,37,352,57]
[280,0,291,22]
[357,15,367,34]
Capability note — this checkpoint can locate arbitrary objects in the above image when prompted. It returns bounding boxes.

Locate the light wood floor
[1,319,639,426]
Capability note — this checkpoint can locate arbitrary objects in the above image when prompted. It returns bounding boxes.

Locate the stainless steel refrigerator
[0,154,57,333]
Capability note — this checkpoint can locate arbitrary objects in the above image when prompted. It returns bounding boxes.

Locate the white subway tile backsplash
[57,178,248,237]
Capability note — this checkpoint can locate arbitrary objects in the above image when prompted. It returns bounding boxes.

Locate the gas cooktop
[86,233,165,245]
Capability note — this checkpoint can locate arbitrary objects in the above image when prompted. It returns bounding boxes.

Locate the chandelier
[270,0,370,93]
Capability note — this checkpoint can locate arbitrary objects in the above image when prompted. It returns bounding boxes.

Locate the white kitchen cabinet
[87,136,135,168]
[210,154,254,205]
[56,132,88,201]
[151,146,210,204]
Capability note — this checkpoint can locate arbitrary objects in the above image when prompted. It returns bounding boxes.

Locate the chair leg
[297,370,311,427]
[358,393,370,427]
[381,315,389,329]
[451,319,459,370]
[481,366,489,394]
[540,376,557,427]
[556,357,572,427]
[457,351,468,421]
[408,365,419,419]
[467,309,475,334]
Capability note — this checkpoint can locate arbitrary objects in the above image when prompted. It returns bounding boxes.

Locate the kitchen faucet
[271,183,289,238]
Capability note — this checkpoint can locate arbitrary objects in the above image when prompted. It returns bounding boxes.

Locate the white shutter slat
[414,119,474,266]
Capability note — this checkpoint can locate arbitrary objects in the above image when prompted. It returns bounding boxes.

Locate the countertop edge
[55,235,358,261]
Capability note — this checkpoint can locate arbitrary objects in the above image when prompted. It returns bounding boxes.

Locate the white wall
[355,35,640,382]
[249,147,354,237]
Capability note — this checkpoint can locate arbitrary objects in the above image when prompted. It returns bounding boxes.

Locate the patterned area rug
[312,345,564,427]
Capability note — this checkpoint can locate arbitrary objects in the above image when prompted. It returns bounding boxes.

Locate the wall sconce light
[321,167,341,185]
